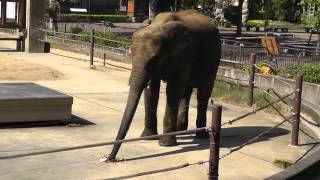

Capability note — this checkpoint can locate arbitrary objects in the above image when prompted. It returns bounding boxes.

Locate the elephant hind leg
[141,79,160,139]
[177,86,193,131]
[195,83,214,139]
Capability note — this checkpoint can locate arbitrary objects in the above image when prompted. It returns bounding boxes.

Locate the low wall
[265,146,320,180]
[217,67,320,136]
[43,36,130,64]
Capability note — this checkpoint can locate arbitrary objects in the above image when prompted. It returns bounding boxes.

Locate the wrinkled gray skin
[108,10,221,161]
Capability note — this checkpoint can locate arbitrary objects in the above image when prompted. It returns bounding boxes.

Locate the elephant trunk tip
[101,153,124,163]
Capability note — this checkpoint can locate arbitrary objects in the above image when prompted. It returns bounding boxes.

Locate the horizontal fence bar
[0,127,208,160]
[220,115,293,159]
[223,91,296,126]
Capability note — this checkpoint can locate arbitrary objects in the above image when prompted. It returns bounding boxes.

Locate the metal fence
[221,39,320,67]
[40,30,319,68]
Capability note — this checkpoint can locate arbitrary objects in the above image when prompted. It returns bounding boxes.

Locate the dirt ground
[0,53,64,81]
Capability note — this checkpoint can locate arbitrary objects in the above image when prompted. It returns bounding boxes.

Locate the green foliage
[300,65,320,84]
[61,14,130,23]
[270,0,289,21]
[223,5,238,25]
[301,13,320,28]
[273,160,293,169]
[70,25,82,34]
[278,64,299,79]
[248,0,264,19]
[67,31,129,48]
[246,19,303,29]
[213,80,289,113]
[240,64,250,74]
[46,7,58,20]
[215,19,232,27]
[240,61,271,74]
[246,20,265,27]
[278,65,320,84]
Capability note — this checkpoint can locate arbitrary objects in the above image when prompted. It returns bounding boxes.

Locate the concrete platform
[0,83,73,123]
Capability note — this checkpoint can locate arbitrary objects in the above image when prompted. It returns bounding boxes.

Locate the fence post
[103,53,106,66]
[209,105,222,180]
[248,53,256,107]
[291,75,303,146]
[90,29,95,68]
[239,43,244,62]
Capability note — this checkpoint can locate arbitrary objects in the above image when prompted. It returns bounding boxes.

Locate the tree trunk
[237,0,245,36]
[264,0,270,28]
[149,0,173,20]
[149,0,159,20]
[175,0,182,11]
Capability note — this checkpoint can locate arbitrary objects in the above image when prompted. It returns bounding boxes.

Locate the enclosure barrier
[0,82,307,179]
[38,29,319,67]
[2,32,317,178]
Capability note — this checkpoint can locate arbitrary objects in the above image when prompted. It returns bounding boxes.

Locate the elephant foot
[141,128,158,140]
[159,136,177,146]
[196,131,209,139]
[177,126,188,131]
[177,123,188,131]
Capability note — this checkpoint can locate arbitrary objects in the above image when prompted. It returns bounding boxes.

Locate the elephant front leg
[159,104,179,146]
[177,86,193,131]
[141,79,160,138]
[159,82,185,146]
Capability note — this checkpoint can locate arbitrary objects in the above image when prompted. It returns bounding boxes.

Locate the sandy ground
[0,54,63,81]
[0,41,64,81]
[0,49,316,180]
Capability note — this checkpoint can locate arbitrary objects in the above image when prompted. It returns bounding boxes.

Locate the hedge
[246,20,303,29]
[60,14,130,23]
[278,64,320,84]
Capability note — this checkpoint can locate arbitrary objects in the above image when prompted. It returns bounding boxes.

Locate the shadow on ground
[125,126,289,162]
[0,49,18,52]
[0,115,95,129]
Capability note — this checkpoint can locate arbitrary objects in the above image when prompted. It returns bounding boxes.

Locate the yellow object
[260,65,272,74]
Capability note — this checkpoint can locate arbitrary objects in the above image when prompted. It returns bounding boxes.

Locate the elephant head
[107,20,193,161]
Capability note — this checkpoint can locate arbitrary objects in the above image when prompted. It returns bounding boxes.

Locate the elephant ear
[159,21,191,43]
[145,21,193,79]
[138,19,152,30]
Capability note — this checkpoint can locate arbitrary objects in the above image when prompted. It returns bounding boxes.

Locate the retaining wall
[217,67,320,138]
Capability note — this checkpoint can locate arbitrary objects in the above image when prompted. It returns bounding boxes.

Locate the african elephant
[108,10,221,161]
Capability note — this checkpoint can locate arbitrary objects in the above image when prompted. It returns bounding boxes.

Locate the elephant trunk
[108,70,148,161]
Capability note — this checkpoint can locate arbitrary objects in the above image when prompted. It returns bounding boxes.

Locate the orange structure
[127,0,148,20]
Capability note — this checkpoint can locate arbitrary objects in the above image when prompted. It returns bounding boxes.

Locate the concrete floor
[0,51,316,180]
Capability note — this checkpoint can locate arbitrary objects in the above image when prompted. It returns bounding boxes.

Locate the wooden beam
[18,0,26,29]
[1,0,7,25]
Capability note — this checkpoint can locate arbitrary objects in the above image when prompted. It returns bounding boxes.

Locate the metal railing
[221,39,320,66]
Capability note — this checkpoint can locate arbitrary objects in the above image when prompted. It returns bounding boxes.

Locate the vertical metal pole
[103,53,106,66]
[291,75,303,146]
[90,28,95,67]
[248,53,256,107]
[209,105,222,180]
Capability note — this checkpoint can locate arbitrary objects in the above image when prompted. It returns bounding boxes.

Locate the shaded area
[125,126,289,162]
[0,115,95,129]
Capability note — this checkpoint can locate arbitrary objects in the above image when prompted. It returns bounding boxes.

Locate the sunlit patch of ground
[0,55,64,81]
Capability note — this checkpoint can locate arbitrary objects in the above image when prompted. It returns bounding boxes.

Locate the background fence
[39,30,320,68]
